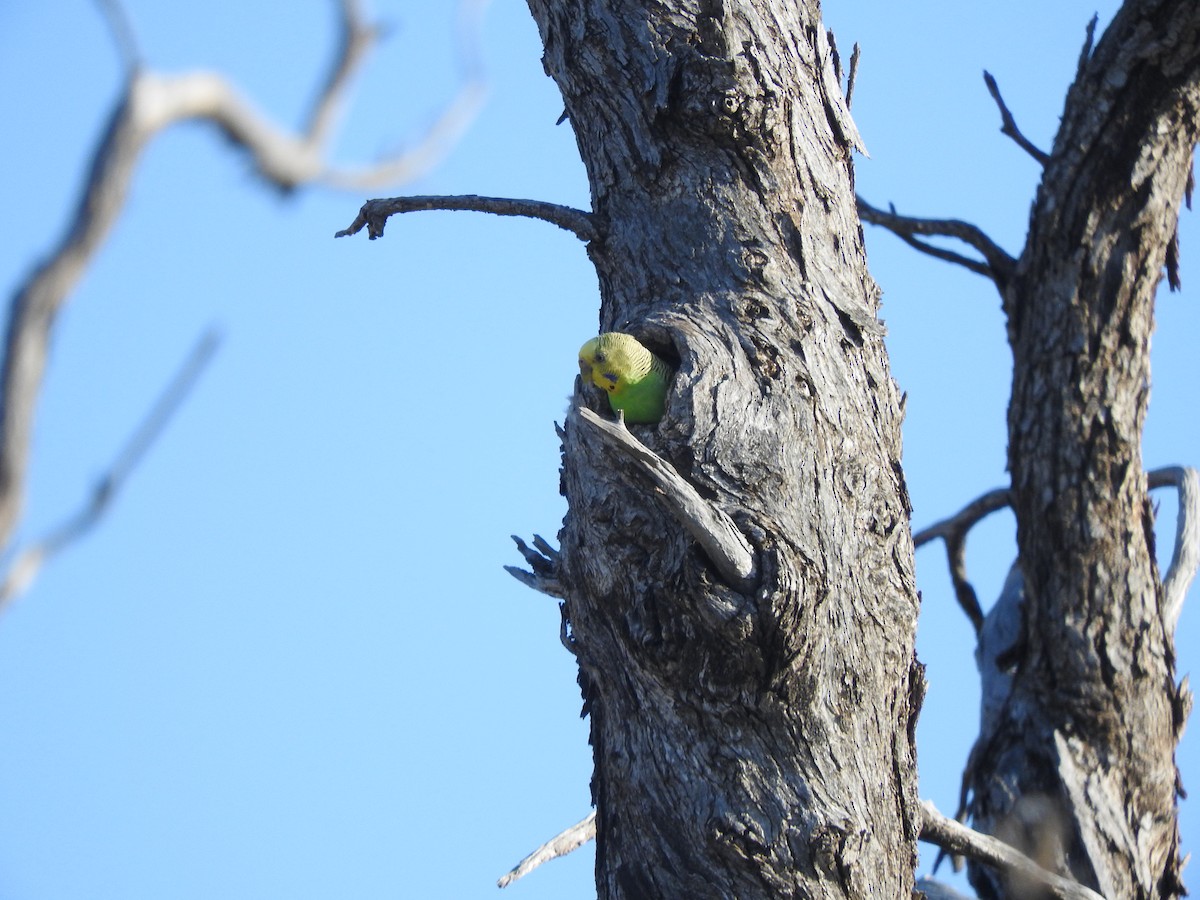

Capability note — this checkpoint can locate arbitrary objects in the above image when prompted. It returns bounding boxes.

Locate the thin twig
[919,801,1105,900]
[0,330,221,611]
[913,488,1012,548]
[0,2,487,577]
[856,197,1015,285]
[304,0,380,150]
[505,534,564,599]
[334,195,596,242]
[983,71,1050,166]
[324,0,493,190]
[913,488,1012,634]
[94,0,141,73]
[845,43,862,109]
[577,407,758,592]
[1075,14,1099,82]
[498,811,597,888]
[891,232,994,279]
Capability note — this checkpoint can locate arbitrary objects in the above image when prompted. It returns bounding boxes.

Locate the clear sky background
[0,2,1195,898]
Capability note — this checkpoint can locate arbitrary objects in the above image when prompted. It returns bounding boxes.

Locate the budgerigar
[578,332,673,424]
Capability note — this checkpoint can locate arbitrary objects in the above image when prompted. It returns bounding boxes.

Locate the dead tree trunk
[968,3,1200,899]
[526,2,922,896]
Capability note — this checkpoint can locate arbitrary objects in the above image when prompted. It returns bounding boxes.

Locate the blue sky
[0,2,1195,898]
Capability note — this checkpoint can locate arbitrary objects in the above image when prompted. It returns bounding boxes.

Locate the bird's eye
[594,352,606,363]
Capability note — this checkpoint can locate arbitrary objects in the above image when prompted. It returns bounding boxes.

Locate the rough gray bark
[968,2,1200,898]
[525,1,922,897]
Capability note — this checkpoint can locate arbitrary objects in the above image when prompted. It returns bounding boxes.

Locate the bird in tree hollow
[578,332,673,424]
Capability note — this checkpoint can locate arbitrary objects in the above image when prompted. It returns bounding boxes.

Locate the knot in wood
[669,56,766,146]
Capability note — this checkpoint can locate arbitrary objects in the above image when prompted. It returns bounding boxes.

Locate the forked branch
[0,0,486,578]
[0,331,220,611]
[856,197,1015,286]
[1149,465,1200,632]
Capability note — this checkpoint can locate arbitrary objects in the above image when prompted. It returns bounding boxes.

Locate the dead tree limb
[335,195,596,242]
[983,71,1051,166]
[918,801,1106,900]
[856,197,1015,286]
[0,1,486,583]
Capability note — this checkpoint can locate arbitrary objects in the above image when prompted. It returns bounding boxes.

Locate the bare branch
[856,197,1015,285]
[845,43,862,109]
[919,801,1106,900]
[944,532,985,635]
[304,0,381,150]
[0,88,146,551]
[890,231,995,279]
[323,0,492,190]
[0,330,220,611]
[334,195,596,242]
[913,488,1013,548]
[502,802,1106,897]
[577,408,758,592]
[983,71,1050,166]
[1148,465,1200,633]
[913,465,1196,636]
[498,811,596,888]
[0,4,484,574]
[1075,14,1099,83]
[506,534,564,599]
[93,0,141,73]
[504,565,565,599]
[913,488,1012,632]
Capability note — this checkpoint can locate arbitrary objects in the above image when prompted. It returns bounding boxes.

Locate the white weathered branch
[497,810,596,888]
[919,801,1105,900]
[578,407,758,592]
[1148,465,1200,633]
[0,0,485,577]
[913,487,1012,633]
[505,534,564,599]
[501,801,1105,898]
[95,0,141,72]
[335,195,596,242]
